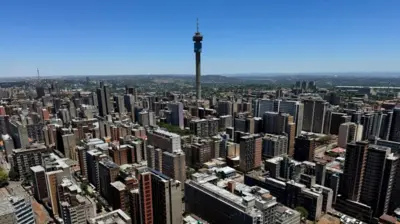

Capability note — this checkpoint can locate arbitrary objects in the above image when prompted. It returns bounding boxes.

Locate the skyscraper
[239,134,262,172]
[302,99,328,133]
[338,122,363,148]
[359,145,395,217]
[389,107,400,142]
[193,19,203,100]
[167,102,184,130]
[150,170,182,224]
[340,141,368,201]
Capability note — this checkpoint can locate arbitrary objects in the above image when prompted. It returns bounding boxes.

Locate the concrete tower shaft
[193,19,203,100]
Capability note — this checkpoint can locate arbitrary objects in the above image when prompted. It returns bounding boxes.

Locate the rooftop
[89,209,131,224]
[111,181,126,191]
[30,165,45,172]
[153,128,180,138]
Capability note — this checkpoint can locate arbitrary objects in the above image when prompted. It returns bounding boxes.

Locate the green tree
[0,168,9,187]
[96,201,103,212]
[295,206,309,220]
[8,168,19,181]
[80,183,88,194]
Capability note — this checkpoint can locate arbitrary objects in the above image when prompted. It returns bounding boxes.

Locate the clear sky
[1,0,399,77]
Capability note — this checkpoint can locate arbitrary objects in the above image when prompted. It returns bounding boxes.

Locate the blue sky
[0,0,399,76]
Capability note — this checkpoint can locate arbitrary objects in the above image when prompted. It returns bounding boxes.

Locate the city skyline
[1,0,400,77]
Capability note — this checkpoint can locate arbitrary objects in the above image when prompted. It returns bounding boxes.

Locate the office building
[340,141,368,201]
[11,144,48,178]
[31,165,48,201]
[99,158,120,202]
[58,178,95,224]
[263,112,290,134]
[262,134,288,158]
[9,120,29,149]
[110,181,128,212]
[138,172,153,224]
[147,129,181,153]
[239,134,262,172]
[338,122,363,148]
[360,145,396,217]
[389,107,400,142]
[185,179,278,224]
[151,170,182,224]
[302,99,328,133]
[217,101,233,116]
[279,100,304,137]
[0,196,35,224]
[293,135,317,162]
[86,149,106,190]
[162,151,186,184]
[219,115,233,130]
[167,102,184,129]
[275,205,301,224]
[114,95,126,114]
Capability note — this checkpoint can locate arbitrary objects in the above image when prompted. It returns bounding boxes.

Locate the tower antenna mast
[196,18,199,33]
[37,68,40,82]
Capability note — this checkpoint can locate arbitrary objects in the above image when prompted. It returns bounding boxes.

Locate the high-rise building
[31,165,48,201]
[147,129,181,153]
[217,101,233,116]
[151,170,182,224]
[324,111,350,135]
[58,178,95,224]
[162,151,186,184]
[114,95,126,114]
[359,145,395,217]
[0,115,10,135]
[185,179,278,224]
[86,149,106,190]
[255,99,278,117]
[0,196,35,224]
[239,134,262,172]
[378,110,393,140]
[338,122,363,148]
[302,99,328,133]
[167,102,184,129]
[110,181,128,212]
[138,172,153,224]
[97,82,112,116]
[99,158,120,202]
[340,141,368,201]
[360,113,375,140]
[11,144,48,178]
[293,135,317,162]
[389,107,400,142]
[279,100,304,136]
[188,139,212,167]
[263,112,290,134]
[262,134,288,159]
[9,120,29,149]
[138,111,149,127]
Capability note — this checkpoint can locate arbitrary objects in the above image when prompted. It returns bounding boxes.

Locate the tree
[80,183,88,194]
[8,168,19,181]
[96,201,103,212]
[0,168,9,187]
[295,206,309,220]
[22,173,32,186]
[186,168,195,180]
